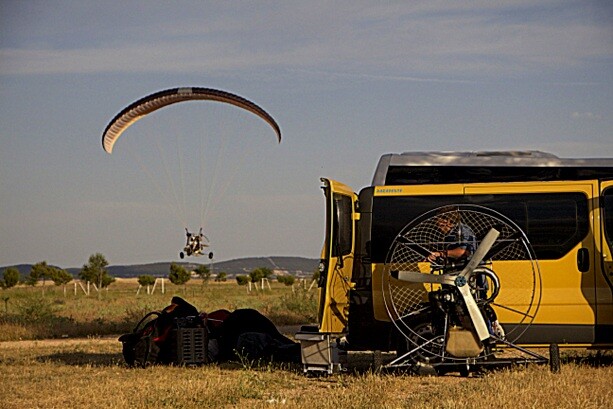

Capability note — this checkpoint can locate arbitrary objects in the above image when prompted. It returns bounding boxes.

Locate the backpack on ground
[118,297,207,367]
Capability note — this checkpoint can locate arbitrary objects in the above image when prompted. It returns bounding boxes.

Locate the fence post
[76,281,89,296]
[308,279,317,291]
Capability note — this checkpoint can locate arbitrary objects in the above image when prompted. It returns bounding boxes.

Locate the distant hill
[1,256,319,279]
[0,264,43,280]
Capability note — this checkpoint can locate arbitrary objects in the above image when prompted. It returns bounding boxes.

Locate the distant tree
[249,267,272,283]
[1,267,20,290]
[277,274,295,286]
[138,274,156,294]
[138,275,156,287]
[195,265,211,284]
[215,272,227,282]
[50,267,72,285]
[168,263,190,288]
[236,275,249,286]
[27,261,58,295]
[26,261,51,287]
[79,253,115,298]
[50,267,73,296]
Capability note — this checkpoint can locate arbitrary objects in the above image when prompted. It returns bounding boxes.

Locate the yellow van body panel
[372,180,612,329]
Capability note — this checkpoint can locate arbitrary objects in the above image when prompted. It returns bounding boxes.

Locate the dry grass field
[0,279,611,408]
[0,278,318,341]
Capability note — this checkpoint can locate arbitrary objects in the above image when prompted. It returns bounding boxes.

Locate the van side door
[464,182,595,343]
[318,178,357,333]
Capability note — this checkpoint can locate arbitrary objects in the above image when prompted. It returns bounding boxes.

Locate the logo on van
[376,188,403,194]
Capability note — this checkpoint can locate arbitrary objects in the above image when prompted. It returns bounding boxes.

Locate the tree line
[1,253,297,291]
[234,267,298,286]
[0,253,115,295]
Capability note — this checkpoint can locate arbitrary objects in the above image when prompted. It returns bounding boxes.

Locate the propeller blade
[456,228,500,341]
[458,283,490,341]
[458,228,500,279]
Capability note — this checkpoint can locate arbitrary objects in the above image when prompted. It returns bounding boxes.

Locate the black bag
[216,308,300,363]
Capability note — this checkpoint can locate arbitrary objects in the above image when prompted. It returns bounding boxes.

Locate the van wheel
[549,343,560,373]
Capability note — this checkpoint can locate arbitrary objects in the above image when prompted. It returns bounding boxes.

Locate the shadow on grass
[36,351,305,372]
[38,352,124,367]
[561,350,613,368]
[35,349,611,372]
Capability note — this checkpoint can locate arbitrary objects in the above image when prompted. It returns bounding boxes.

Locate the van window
[371,193,589,262]
[332,193,353,257]
[384,165,613,185]
[604,188,613,250]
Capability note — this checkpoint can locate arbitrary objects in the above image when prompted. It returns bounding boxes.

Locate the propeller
[395,228,500,341]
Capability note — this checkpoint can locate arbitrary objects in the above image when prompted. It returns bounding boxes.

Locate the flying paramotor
[101,87,282,259]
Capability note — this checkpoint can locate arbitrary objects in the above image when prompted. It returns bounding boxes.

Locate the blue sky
[1,1,611,267]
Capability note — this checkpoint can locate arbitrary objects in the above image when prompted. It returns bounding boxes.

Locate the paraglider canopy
[102,87,282,154]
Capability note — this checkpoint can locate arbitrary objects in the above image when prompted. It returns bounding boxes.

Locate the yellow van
[300,151,613,374]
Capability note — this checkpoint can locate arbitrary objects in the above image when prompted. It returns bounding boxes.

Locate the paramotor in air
[101,87,282,259]
[180,228,212,260]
